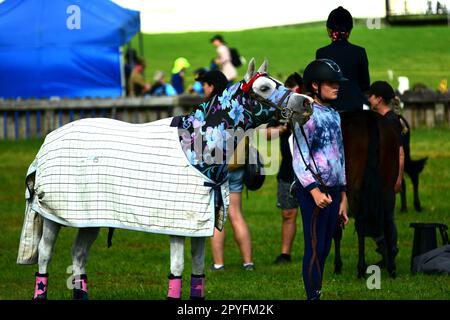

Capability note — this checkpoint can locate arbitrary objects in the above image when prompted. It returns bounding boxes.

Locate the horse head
[178,59,313,182]
[239,58,313,129]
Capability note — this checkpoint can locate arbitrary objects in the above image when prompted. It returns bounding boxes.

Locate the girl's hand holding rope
[310,188,332,209]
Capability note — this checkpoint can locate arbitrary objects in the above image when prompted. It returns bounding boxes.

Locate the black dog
[399,115,428,212]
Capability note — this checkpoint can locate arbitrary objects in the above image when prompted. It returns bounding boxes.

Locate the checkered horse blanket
[18,117,229,264]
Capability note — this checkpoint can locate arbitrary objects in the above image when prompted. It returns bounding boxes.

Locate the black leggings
[296,186,340,300]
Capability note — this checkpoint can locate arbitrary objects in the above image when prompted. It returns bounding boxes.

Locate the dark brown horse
[333,110,400,278]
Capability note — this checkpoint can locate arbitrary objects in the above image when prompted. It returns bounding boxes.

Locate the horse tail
[358,112,384,238]
[17,160,43,265]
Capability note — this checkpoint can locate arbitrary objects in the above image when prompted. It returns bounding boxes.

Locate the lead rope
[308,206,322,297]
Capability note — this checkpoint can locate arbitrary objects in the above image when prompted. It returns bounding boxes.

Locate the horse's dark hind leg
[357,229,367,279]
[333,225,343,274]
[384,213,398,279]
[400,178,407,212]
[385,245,397,279]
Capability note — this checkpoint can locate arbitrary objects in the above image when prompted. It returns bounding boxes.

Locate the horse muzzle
[283,93,313,125]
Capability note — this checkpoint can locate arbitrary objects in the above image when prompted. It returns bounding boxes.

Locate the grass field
[1,128,449,300]
[133,22,450,92]
[1,22,449,300]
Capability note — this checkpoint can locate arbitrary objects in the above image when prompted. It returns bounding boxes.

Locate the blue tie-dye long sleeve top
[292,102,346,192]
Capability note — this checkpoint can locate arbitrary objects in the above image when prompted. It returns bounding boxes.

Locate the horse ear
[257,59,268,74]
[244,58,256,83]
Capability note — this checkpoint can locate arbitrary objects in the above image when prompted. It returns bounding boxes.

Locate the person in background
[210,35,237,86]
[316,6,370,111]
[284,72,303,93]
[128,57,151,97]
[148,71,177,97]
[195,70,227,101]
[171,57,191,94]
[368,80,404,267]
[188,67,208,96]
[266,72,303,264]
[293,59,349,300]
[199,70,255,272]
[124,48,138,96]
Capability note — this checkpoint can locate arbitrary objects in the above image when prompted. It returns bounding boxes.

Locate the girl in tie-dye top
[293,58,349,301]
[292,102,346,192]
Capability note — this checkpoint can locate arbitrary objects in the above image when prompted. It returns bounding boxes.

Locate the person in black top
[368,80,405,193]
[368,80,406,265]
[266,73,302,264]
[316,6,370,111]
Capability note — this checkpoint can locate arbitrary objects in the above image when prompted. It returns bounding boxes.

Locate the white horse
[17,59,313,300]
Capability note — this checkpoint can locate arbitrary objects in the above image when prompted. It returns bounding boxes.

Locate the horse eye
[260,86,270,92]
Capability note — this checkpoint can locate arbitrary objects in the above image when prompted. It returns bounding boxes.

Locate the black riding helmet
[326,6,353,32]
[303,59,347,98]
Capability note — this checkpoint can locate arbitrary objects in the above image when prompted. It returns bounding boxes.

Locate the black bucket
[409,222,449,272]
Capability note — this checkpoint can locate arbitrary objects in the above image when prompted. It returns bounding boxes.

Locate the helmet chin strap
[314,82,333,105]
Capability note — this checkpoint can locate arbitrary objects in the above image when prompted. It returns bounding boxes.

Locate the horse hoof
[32,293,47,301]
[357,272,366,279]
[375,259,386,269]
[357,265,368,279]
[73,289,88,300]
[334,263,343,274]
[389,271,397,279]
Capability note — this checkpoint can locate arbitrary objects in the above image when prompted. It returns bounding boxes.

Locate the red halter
[241,73,266,93]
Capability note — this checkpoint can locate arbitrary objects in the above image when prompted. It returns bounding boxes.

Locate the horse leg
[190,237,206,300]
[71,227,100,300]
[400,177,407,212]
[384,234,397,279]
[356,229,367,279]
[333,224,343,274]
[168,236,185,300]
[34,218,61,300]
[384,202,398,279]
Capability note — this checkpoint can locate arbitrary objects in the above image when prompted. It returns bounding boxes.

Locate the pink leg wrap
[34,273,48,299]
[167,275,182,299]
[73,275,88,293]
[190,274,205,299]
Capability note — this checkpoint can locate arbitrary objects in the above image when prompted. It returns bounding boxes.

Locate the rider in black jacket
[316,6,370,111]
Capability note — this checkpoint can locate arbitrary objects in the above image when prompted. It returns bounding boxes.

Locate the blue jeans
[228,168,244,193]
[296,185,340,300]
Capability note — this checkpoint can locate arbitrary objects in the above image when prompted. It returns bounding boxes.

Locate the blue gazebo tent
[0,0,140,98]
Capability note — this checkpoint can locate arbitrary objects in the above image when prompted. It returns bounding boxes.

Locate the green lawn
[1,22,449,300]
[1,128,449,300]
[134,22,450,92]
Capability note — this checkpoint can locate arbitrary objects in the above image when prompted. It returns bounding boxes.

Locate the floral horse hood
[175,58,313,182]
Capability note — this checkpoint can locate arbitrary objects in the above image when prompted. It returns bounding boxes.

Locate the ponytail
[390,96,409,135]
[390,96,401,115]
